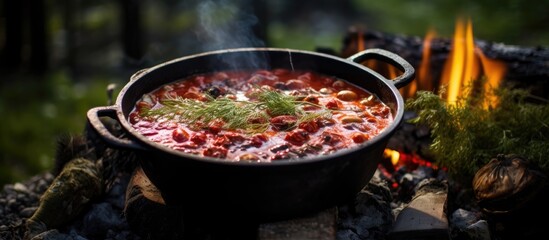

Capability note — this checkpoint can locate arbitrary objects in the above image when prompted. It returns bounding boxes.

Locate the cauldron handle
[86,106,146,150]
[130,68,149,82]
[347,48,415,89]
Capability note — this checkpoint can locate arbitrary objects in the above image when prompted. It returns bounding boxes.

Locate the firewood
[123,167,187,240]
[335,28,549,98]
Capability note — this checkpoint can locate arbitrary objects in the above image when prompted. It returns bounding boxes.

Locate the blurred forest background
[1,0,547,187]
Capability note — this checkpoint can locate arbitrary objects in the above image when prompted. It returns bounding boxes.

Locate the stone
[337,170,394,240]
[20,207,37,218]
[387,178,450,240]
[13,183,29,193]
[258,207,337,240]
[464,220,491,240]
[80,202,125,238]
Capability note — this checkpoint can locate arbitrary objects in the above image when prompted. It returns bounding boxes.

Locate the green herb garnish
[141,88,332,133]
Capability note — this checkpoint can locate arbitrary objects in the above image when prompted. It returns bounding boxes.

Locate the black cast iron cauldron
[87,47,414,223]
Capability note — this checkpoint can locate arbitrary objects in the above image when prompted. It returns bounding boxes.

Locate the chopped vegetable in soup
[129,69,393,162]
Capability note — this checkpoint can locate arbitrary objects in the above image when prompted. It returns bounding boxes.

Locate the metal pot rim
[94,47,414,167]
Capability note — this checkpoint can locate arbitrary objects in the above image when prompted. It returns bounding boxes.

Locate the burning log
[336,27,549,99]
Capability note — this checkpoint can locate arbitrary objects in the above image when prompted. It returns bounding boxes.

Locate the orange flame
[362,56,403,83]
[417,30,436,93]
[349,18,507,107]
[384,148,401,166]
[357,30,365,52]
[351,27,404,86]
[440,18,479,104]
[477,49,507,108]
[383,149,439,170]
[436,18,506,106]
[400,29,438,99]
[380,19,508,168]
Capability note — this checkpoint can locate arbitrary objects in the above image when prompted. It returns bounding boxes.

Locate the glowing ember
[382,148,441,171]
[384,148,400,166]
[380,148,445,188]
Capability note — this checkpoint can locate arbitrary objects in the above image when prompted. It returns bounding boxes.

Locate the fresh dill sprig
[256,89,297,116]
[141,88,332,133]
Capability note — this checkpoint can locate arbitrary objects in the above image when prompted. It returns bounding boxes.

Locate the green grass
[0,71,122,186]
[352,0,549,46]
[269,22,343,51]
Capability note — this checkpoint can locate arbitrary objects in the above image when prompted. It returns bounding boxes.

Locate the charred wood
[336,28,549,99]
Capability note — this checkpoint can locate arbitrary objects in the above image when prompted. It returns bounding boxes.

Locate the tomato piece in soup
[129,69,394,162]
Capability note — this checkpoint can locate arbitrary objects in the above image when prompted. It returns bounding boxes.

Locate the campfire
[342,18,503,171]
[337,17,549,240]
[339,18,548,163]
[2,12,548,240]
[344,18,508,103]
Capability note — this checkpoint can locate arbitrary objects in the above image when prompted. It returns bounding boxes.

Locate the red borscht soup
[129,69,393,162]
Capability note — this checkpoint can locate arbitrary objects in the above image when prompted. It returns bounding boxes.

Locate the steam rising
[197,0,264,50]
[196,0,268,69]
